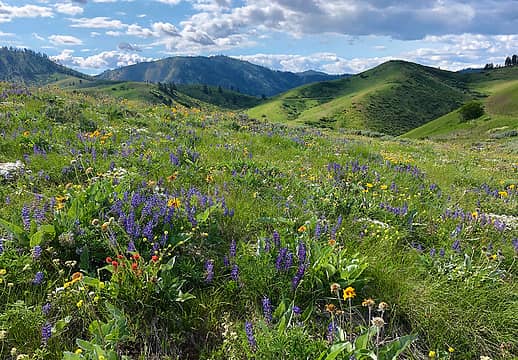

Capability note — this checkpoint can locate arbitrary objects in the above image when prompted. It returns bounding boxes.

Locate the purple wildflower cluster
[245,321,257,351]
[379,202,409,216]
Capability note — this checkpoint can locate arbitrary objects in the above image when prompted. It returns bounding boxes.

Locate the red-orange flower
[151,255,159,262]
[111,260,118,268]
[132,253,140,261]
[131,262,138,271]
[106,257,112,264]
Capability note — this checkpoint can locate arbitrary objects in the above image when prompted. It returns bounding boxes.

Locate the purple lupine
[127,240,136,253]
[245,321,257,351]
[231,264,239,281]
[314,222,322,238]
[513,238,518,253]
[275,247,288,270]
[33,271,44,285]
[21,205,31,231]
[229,239,237,258]
[291,264,306,290]
[326,322,336,343]
[32,245,42,260]
[42,302,51,316]
[262,296,272,323]
[41,322,52,345]
[264,237,271,252]
[297,241,307,264]
[223,255,230,267]
[285,251,294,269]
[451,239,461,253]
[292,306,302,315]
[439,248,445,257]
[429,248,436,257]
[0,238,3,255]
[273,230,280,248]
[205,259,214,283]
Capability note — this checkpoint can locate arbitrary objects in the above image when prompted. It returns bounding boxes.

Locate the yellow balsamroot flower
[362,298,375,308]
[380,184,388,190]
[448,346,455,353]
[343,286,356,300]
[498,191,508,198]
[428,350,436,358]
[366,183,374,188]
[76,300,83,308]
[297,225,307,233]
[167,197,181,209]
[0,269,6,275]
[74,349,83,354]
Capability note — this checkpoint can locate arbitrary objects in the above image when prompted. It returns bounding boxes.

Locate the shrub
[458,101,484,122]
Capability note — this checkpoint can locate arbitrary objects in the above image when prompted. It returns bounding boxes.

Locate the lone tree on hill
[459,101,484,122]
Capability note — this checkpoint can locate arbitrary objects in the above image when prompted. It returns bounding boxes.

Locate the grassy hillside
[403,68,518,141]
[248,60,470,135]
[0,82,516,359]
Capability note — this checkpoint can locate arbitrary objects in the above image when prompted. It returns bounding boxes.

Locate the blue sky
[0,0,517,75]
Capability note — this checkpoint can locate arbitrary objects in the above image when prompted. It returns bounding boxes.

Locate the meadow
[0,81,516,359]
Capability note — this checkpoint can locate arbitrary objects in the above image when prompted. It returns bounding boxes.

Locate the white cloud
[155,0,182,5]
[69,16,125,29]
[54,3,83,16]
[51,49,153,71]
[126,24,155,38]
[0,31,15,37]
[152,22,180,37]
[0,2,53,23]
[49,34,83,46]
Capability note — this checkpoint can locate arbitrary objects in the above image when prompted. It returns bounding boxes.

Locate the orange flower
[131,262,138,271]
[343,286,356,300]
[328,239,336,246]
[297,225,307,232]
[167,197,181,209]
[325,304,336,313]
[151,255,159,262]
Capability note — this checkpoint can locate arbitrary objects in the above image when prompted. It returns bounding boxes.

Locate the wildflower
[32,271,44,285]
[131,262,138,271]
[167,197,181,208]
[272,230,280,247]
[371,317,385,328]
[380,184,388,190]
[0,330,7,340]
[10,347,17,356]
[0,269,6,275]
[362,298,375,308]
[23,130,30,137]
[378,301,389,311]
[76,300,83,308]
[448,346,455,353]
[297,225,307,232]
[41,322,52,345]
[151,255,159,262]
[229,239,237,258]
[105,256,113,263]
[330,283,341,293]
[204,259,214,283]
[498,191,508,198]
[74,349,82,354]
[71,272,83,282]
[101,222,109,232]
[428,350,436,358]
[132,253,141,261]
[343,286,356,300]
[245,321,257,351]
[262,296,272,323]
[230,264,239,281]
[32,245,42,260]
[480,357,491,360]
[111,260,118,268]
[326,322,336,343]
[328,238,336,246]
[292,306,302,315]
[91,218,99,226]
[42,302,51,315]
[325,304,336,313]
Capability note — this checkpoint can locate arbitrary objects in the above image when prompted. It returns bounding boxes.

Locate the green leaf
[378,334,416,360]
[0,218,28,245]
[62,352,82,360]
[80,245,90,270]
[76,338,95,351]
[175,290,196,302]
[30,224,55,247]
[324,342,352,360]
[273,301,287,318]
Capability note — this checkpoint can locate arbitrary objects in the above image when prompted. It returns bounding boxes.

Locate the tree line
[484,54,517,70]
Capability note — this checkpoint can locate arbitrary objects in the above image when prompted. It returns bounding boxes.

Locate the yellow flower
[498,191,508,198]
[343,286,356,300]
[428,350,436,358]
[98,356,106,360]
[380,184,388,190]
[448,346,455,353]
[74,349,83,354]
[0,269,6,275]
[98,281,105,289]
[76,300,83,308]
[167,197,181,209]
[366,183,374,188]
[362,298,375,308]
[297,225,307,232]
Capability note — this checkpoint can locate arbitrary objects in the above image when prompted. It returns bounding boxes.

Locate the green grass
[248,60,471,135]
[0,81,516,359]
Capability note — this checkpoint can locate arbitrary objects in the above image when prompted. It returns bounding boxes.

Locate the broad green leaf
[0,218,28,245]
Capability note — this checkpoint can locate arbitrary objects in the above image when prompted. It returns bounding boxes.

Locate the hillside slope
[0,47,89,83]
[248,60,471,135]
[403,66,518,141]
[97,55,343,97]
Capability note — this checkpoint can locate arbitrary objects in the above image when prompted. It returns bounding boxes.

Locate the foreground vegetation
[0,81,516,359]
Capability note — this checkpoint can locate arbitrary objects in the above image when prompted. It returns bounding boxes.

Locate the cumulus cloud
[69,16,125,29]
[54,3,83,16]
[49,34,83,46]
[118,42,142,52]
[51,49,152,70]
[155,0,182,5]
[0,2,53,23]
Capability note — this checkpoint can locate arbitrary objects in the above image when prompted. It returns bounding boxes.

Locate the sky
[0,0,517,75]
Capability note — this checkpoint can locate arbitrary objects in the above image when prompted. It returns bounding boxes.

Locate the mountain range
[96,55,344,97]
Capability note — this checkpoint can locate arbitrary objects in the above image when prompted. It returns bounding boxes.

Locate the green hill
[403,66,518,141]
[248,60,471,135]
[0,47,89,83]
[53,77,263,109]
[97,55,343,97]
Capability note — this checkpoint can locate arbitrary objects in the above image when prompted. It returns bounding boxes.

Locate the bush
[459,101,484,122]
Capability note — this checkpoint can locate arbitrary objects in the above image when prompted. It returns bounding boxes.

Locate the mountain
[248,60,472,135]
[96,55,344,97]
[403,65,518,141]
[0,47,89,83]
